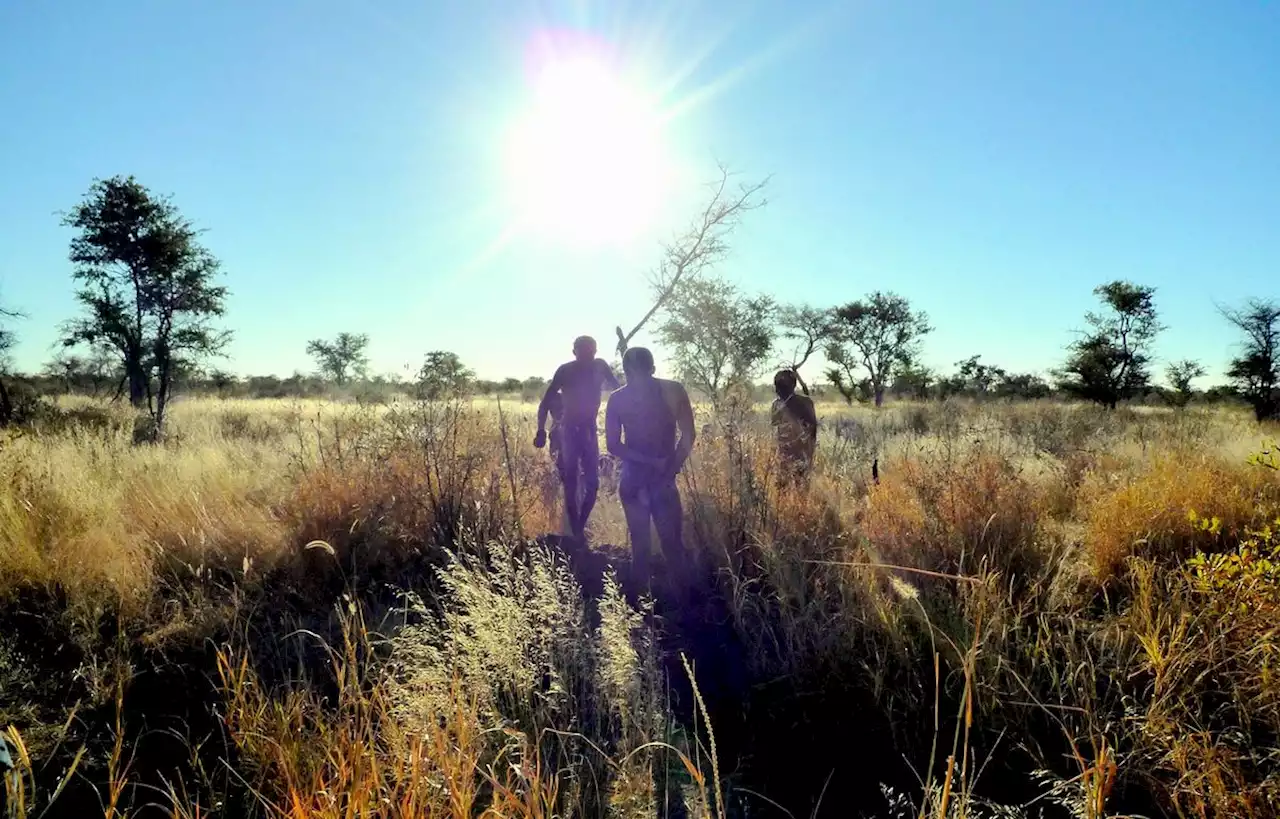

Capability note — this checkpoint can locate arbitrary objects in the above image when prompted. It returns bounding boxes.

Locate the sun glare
[505,55,670,247]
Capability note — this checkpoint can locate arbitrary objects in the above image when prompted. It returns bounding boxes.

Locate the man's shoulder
[606,383,633,403]
[657,379,691,406]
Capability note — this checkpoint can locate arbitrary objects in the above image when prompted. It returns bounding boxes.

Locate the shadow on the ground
[536,533,918,819]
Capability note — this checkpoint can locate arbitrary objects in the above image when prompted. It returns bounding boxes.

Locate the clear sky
[2,1,1278,385]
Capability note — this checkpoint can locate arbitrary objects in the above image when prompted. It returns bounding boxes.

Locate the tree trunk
[794,369,811,396]
[1257,391,1279,422]
[0,376,12,426]
[154,368,170,437]
[127,360,147,407]
[873,385,885,407]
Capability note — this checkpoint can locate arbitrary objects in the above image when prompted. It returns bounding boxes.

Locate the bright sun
[504,55,670,247]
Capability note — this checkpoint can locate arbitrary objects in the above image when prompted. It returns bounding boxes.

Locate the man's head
[774,369,798,399]
[572,336,597,362]
[622,347,656,381]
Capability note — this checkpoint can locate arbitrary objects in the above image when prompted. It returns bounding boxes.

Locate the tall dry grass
[1,395,1278,817]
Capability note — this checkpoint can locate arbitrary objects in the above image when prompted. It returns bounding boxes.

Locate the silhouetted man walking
[605,347,697,593]
[535,336,619,540]
[771,369,818,483]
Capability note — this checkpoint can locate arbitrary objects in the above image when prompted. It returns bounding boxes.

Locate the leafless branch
[776,304,837,394]
[615,161,770,358]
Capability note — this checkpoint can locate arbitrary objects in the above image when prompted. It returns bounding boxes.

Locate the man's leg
[651,480,690,579]
[619,473,654,596]
[778,446,810,489]
[780,453,801,488]
[576,430,601,538]
[558,432,581,539]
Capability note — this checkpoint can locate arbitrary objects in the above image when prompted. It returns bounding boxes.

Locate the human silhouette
[535,336,620,541]
[771,369,818,482]
[605,347,697,593]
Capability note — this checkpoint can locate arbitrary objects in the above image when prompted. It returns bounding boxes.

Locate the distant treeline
[4,355,1256,411]
[2,173,1276,437]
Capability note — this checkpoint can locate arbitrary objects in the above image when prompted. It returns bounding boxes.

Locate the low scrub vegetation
[1,396,1278,818]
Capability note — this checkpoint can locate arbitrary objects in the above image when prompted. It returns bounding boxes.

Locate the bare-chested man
[771,369,818,482]
[535,336,620,540]
[605,347,697,590]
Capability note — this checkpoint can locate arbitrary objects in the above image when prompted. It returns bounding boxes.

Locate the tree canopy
[825,291,932,406]
[0,300,21,425]
[1057,281,1161,409]
[417,351,475,399]
[1221,298,1280,421]
[657,277,776,403]
[306,332,371,386]
[777,304,836,396]
[1164,359,1206,408]
[61,175,230,438]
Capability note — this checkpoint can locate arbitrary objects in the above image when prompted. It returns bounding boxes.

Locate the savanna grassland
[1,395,1279,819]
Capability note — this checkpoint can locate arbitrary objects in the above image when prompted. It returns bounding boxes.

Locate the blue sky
[2,1,1277,385]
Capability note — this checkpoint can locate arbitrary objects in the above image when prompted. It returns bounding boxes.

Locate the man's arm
[798,396,819,442]
[605,395,624,459]
[536,366,565,433]
[669,383,697,474]
[598,359,620,391]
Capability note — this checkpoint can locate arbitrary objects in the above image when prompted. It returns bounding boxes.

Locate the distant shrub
[216,408,285,444]
[2,380,55,427]
[57,403,130,435]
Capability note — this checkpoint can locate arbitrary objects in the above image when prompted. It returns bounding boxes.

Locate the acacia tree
[306,332,370,386]
[207,368,239,397]
[776,304,836,395]
[1057,281,1161,409]
[945,355,1008,397]
[417,351,475,399]
[42,352,83,397]
[615,163,769,359]
[1220,298,1280,421]
[825,292,932,407]
[892,362,935,400]
[1164,359,1206,409]
[46,346,119,397]
[0,302,20,425]
[657,277,775,404]
[995,372,1052,400]
[61,175,230,438]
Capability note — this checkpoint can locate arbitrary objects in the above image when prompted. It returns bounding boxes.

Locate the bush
[1,379,56,427]
[859,448,1045,587]
[1080,449,1280,581]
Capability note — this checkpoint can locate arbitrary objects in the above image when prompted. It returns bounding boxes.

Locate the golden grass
[0,427,292,612]
[859,448,1042,583]
[1079,448,1280,581]
[2,395,1279,817]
